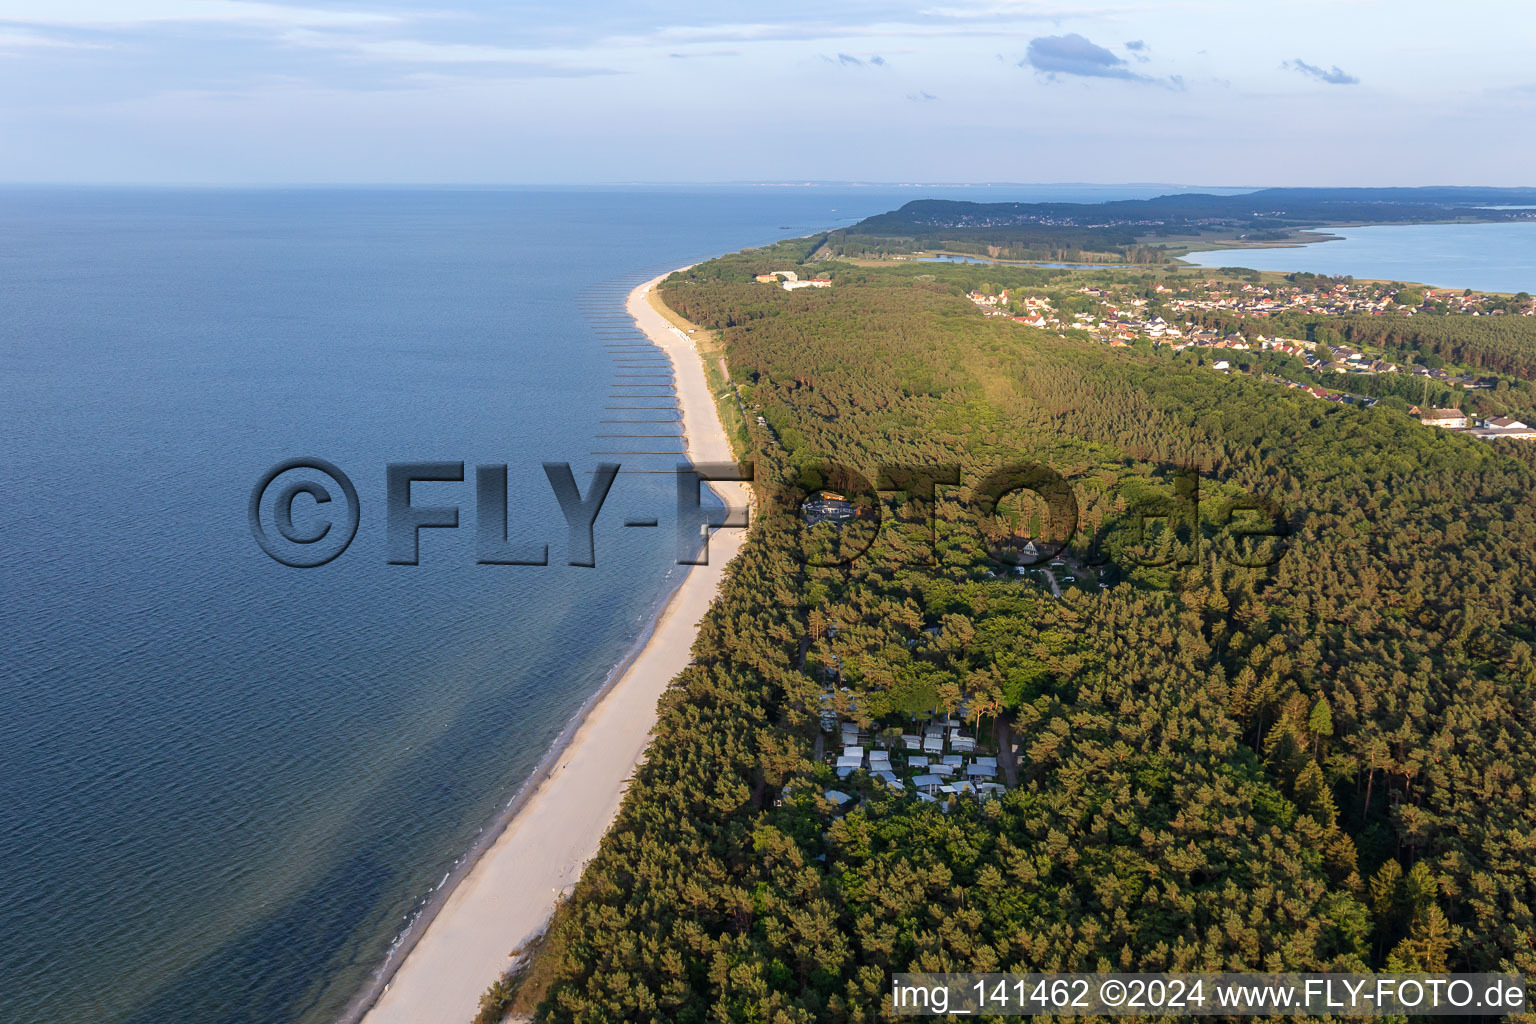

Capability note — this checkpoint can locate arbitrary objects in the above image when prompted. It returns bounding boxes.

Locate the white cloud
[0,0,400,29]
[280,29,620,71]
[604,17,1086,49]
[0,28,106,49]
[917,0,1125,18]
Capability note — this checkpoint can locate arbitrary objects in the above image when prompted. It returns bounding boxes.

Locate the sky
[0,0,1532,185]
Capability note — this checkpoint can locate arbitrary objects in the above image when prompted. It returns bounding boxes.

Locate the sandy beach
[354,271,748,1024]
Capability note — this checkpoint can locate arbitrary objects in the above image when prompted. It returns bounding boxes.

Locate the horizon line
[2,180,1532,193]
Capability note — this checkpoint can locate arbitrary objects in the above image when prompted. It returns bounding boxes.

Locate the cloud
[667,49,741,59]
[827,52,886,67]
[628,14,1098,49]
[918,1,1124,20]
[1282,58,1358,85]
[281,29,624,73]
[1022,33,1148,82]
[0,0,400,29]
[907,90,938,101]
[0,28,107,50]
[1124,39,1145,51]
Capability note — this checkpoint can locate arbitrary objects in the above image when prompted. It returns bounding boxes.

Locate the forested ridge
[832,188,1536,263]
[510,242,1536,1023]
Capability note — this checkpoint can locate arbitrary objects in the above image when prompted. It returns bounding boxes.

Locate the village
[967,278,1536,440]
[804,687,1015,817]
[810,712,1011,815]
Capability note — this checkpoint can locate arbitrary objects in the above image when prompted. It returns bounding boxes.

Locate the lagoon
[1181,221,1536,294]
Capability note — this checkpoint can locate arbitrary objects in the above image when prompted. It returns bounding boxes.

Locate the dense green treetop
[517,239,1536,1024]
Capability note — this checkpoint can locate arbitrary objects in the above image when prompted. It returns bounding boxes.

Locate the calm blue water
[1181,221,1536,293]
[0,184,1202,1024]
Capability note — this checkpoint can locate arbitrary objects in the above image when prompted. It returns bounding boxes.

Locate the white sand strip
[355,271,747,1024]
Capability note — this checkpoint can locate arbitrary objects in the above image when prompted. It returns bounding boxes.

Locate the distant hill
[834,187,1536,264]
[853,187,1536,233]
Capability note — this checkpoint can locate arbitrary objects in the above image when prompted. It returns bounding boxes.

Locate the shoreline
[351,268,750,1024]
[335,567,677,1024]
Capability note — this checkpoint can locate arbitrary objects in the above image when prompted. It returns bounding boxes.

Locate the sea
[1180,221,1536,293]
[0,183,1214,1024]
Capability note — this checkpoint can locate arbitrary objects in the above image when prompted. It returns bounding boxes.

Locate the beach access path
[358,271,750,1024]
